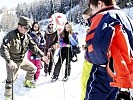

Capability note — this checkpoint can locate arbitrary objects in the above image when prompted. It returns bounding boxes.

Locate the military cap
[18,16,32,29]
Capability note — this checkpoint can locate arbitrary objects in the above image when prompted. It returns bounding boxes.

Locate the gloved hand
[41,56,49,64]
[8,60,17,70]
[116,91,133,100]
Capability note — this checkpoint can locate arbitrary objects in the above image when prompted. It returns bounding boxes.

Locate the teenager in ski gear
[51,22,78,82]
[81,7,93,100]
[0,16,49,100]
[44,21,58,76]
[85,0,133,99]
[27,22,45,81]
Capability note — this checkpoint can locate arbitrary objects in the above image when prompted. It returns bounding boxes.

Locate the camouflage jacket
[0,29,44,63]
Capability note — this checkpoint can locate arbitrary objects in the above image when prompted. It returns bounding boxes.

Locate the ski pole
[11,70,14,100]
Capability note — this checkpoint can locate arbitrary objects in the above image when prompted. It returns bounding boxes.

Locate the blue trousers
[85,64,118,100]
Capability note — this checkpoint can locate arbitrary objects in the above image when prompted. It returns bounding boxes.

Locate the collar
[15,29,25,40]
[87,5,120,27]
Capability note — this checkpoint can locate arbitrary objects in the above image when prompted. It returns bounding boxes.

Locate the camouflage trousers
[4,59,37,98]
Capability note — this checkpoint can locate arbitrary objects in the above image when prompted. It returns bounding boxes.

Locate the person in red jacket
[84,0,133,100]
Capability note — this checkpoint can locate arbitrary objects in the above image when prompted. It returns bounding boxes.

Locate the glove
[116,91,133,100]
[8,60,17,70]
[41,56,49,64]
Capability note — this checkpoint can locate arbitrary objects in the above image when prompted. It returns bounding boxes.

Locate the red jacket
[107,24,133,88]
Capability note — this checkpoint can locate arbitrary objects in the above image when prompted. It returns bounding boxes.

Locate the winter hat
[18,16,32,29]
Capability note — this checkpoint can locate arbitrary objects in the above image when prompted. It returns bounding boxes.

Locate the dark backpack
[71,32,81,62]
[71,46,81,62]
[72,46,81,54]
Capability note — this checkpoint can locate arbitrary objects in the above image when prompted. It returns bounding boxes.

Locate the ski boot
[5,96,15,100]
[23,80,36,88]
[51,76,58,82]
[44,73,47,77]
[5,97,11,100]
[62,76,68,82]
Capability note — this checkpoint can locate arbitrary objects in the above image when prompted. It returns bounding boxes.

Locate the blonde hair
[65,22,73,33]
[60,22,73,37]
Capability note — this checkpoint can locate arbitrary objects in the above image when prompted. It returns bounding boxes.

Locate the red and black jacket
[85,6,133,88]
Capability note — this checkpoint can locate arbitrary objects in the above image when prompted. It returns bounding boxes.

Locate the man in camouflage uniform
[0,16,48,100]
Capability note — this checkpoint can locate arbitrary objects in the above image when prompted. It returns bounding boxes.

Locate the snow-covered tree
[1,10,18,32]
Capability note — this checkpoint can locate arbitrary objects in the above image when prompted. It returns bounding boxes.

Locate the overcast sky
[0,0,38,9]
